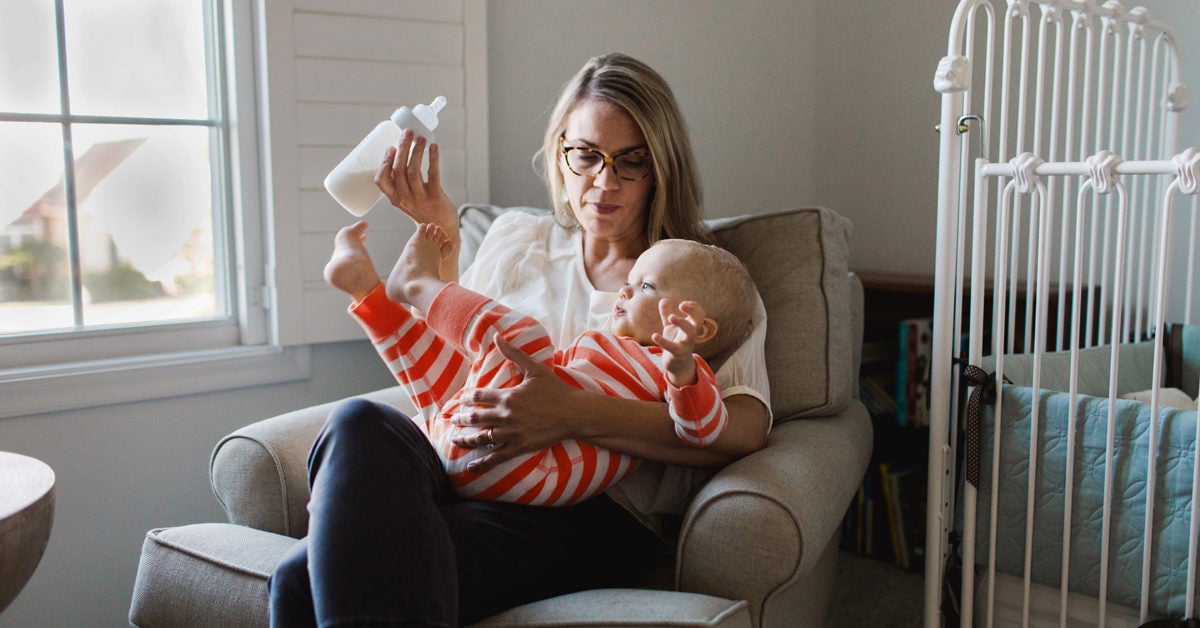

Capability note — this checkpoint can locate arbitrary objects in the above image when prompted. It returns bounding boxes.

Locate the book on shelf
[841,461,927,571]
[895,317,933,428]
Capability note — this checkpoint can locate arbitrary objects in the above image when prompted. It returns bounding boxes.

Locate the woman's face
[559,98,655,247]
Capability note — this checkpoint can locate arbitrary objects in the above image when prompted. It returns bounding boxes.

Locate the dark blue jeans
[268,398,665,627]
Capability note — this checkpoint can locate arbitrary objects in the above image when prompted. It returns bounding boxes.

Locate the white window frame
[0,0,310,419]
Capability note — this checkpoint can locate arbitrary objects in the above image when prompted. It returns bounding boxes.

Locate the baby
[344,222,757,506]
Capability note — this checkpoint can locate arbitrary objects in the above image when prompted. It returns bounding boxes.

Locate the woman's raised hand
[375,129,458,232]
[449,333,578,473]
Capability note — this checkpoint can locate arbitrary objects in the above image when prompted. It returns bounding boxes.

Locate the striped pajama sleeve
[664,356,729,447]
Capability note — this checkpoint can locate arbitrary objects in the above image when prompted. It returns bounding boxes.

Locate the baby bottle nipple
[408,96,446,137]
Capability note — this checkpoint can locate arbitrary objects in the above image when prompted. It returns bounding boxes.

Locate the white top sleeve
[460,212,772,527]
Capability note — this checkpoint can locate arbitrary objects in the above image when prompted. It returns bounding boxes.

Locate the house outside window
[0,0,302,417]
[1,0,241,341]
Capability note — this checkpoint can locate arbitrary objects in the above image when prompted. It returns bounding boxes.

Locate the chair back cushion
[457,204,855,422]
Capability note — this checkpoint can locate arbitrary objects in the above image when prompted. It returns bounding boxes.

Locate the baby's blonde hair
[652,239,757,366]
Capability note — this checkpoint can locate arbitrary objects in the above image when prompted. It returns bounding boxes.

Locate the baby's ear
[693,317,719,346]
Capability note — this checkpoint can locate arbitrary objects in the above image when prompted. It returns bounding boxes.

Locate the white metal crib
[926,1,1200,626]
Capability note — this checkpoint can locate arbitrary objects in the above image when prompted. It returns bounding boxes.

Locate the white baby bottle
[324,96,446,216]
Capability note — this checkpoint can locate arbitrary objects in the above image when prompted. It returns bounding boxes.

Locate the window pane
[0,0,61,114]
[73,124,223,328]
[63,0,211,119]
[0,123,73,334]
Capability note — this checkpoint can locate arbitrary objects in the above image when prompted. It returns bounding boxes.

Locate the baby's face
[608,244,698,344]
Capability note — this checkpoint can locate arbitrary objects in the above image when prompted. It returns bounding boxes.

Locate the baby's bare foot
[324,221,380,302]
[386,223,453,306]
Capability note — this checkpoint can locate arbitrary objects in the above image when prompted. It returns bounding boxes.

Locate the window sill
[0,345,312,419]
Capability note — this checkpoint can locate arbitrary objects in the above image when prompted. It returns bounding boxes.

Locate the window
[0,0,305,416]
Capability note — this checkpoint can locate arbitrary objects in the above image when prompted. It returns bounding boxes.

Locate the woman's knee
[320,398,422,447]
[311,397,441,479]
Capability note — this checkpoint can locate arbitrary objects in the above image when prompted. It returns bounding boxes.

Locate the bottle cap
[392,96,446,137]
[412,96,446,131]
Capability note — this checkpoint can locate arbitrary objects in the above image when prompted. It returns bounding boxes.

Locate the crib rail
[928,1,1197,627]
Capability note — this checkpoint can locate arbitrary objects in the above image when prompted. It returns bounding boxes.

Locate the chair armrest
[676,402,872,620]
[209,386,413,537]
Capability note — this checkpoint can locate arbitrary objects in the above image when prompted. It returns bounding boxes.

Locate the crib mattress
[974,570,1143,628]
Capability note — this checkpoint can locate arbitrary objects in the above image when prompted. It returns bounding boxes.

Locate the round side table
[0,451,55,614]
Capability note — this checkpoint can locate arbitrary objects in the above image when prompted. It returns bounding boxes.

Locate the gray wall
[0,342,396,627]
[486,0,818,220]
[488,0,1199,276]
[1,1,1197,625]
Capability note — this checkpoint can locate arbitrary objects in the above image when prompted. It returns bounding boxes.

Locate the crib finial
[1174,148,1200,196]
[934,55,971,93]
[1040,0,1066,24]
[1086,150,1124,194]
[1125,6,1147,38]
[1100,1,1122,35]
[1011,152,1045,193]
[1166,83,1190,113]
[1006,0,1031,19]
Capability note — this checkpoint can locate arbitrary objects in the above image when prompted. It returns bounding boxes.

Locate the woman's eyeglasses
[559,138,652,181]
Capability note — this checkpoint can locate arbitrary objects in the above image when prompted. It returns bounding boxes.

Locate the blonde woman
[270,53,771,627]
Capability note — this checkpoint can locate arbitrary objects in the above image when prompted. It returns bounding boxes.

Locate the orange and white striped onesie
[351,282,728,507]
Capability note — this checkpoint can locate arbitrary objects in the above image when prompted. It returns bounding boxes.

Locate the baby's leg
[386,223,455,311]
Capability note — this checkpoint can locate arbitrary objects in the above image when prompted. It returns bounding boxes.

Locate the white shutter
[260,0,488,345]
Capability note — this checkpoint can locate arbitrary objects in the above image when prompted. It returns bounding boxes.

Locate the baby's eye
[640,281,654,291]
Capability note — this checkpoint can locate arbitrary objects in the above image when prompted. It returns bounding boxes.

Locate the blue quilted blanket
[973,384,1198,617]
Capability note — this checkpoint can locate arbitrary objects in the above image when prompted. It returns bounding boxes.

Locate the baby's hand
[324,221,381,302]
[652,299,704,387]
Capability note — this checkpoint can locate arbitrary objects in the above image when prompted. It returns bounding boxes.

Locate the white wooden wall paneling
[263,0,487,345]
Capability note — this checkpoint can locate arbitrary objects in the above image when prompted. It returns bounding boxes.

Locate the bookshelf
[844,271,933,571]
[845,271,1092,569]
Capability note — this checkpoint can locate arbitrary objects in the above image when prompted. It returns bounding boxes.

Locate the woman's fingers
[375,147,398,197]
[492,333,552,376]
[427,142,442,189]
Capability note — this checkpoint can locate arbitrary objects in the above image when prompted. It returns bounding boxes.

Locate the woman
[270,53,771,627]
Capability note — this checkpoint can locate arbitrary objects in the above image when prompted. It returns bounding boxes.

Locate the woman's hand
[375,131,458,229]
[450,334,579,472]
[375,130,460,281]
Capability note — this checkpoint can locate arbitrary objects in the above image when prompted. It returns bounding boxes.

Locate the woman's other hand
[324,221,381,302]
[450,333,578,473]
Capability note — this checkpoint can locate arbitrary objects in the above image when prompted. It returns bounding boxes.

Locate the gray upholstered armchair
[130,206,873,628]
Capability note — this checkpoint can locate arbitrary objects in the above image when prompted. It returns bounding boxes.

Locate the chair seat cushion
[130,523,292,627]
[130,524,751,628]
[475,588,751,627]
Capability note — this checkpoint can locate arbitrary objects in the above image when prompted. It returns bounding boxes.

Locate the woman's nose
[592,164,621,190]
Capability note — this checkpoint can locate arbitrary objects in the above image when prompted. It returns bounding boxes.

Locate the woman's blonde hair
[538,53,712,244]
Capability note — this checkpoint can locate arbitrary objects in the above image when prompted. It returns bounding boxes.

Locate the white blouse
[460,211,772,527]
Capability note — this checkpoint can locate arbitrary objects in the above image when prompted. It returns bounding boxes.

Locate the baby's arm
[652,299,728,447]
[424,284,556,369]
[665,357,729,447]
